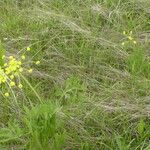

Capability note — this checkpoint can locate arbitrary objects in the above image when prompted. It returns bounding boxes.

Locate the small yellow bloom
[18,84,23,89]
[130,31,133,35]
[35,61,40,65]
[2,55,5,59]
[123,31,126,35]
[2,78,6,83]
[27,47,31,51]
[121,42,125,46]
[128,36,133,40]
[133,41,137,44]
[9,56,14,59]
[19,68,23,72]
[10,75,14,79]
[10,81,15,87]
[28,69,33,73]
[5,71,10,75]
[4,93,9,97]
[21,55,26,60]
[18,61,22,65]
[4,63,7,67]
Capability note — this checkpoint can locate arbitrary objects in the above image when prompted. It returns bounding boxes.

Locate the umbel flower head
[4,56,23,75]
[0,47,41,98]
[121,31,137,46]
[0,55,24,97]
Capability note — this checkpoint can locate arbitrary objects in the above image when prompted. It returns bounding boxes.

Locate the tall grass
[0,0,150,149]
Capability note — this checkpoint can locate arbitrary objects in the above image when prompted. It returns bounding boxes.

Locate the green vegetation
[0,0,150,149]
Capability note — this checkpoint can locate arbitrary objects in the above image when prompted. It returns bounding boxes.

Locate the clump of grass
[0,102,65,150]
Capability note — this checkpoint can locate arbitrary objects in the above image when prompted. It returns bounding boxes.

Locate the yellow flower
[2,55,5,59]
[27,47,31,51]
[130,31,133,35]
[19,68,23,72]
[28,69,33,73]
[4,93,9,97]
[35,61,40,65]
[21,55,26,60]
[133,41,137,44]
[18,61,22,65]
[4,63,7,67]
[121,42,125,46]
[18,84,23,89]
[10,75,14,79]
[5,57,22,74]
[123,31,126,35]
[10,81,15,87]
[128,36,133,41]
[2,78,6,83]
[9,56,14,59]
[0,47,34,98]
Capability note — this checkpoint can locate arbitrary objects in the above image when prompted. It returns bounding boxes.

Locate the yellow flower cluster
[0,47,41,98]
[122,31,137,46]
[4,56,23,75]
[0,55,24,97]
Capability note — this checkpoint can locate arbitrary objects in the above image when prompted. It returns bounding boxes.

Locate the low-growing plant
[54,75,86,105]
[0,103,65,150]
[0,44,41,102]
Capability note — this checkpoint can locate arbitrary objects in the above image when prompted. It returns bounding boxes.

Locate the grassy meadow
[0,0,150,149]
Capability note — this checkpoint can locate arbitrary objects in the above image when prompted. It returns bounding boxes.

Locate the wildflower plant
[122,31,137,46]
[0,46,41,100]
